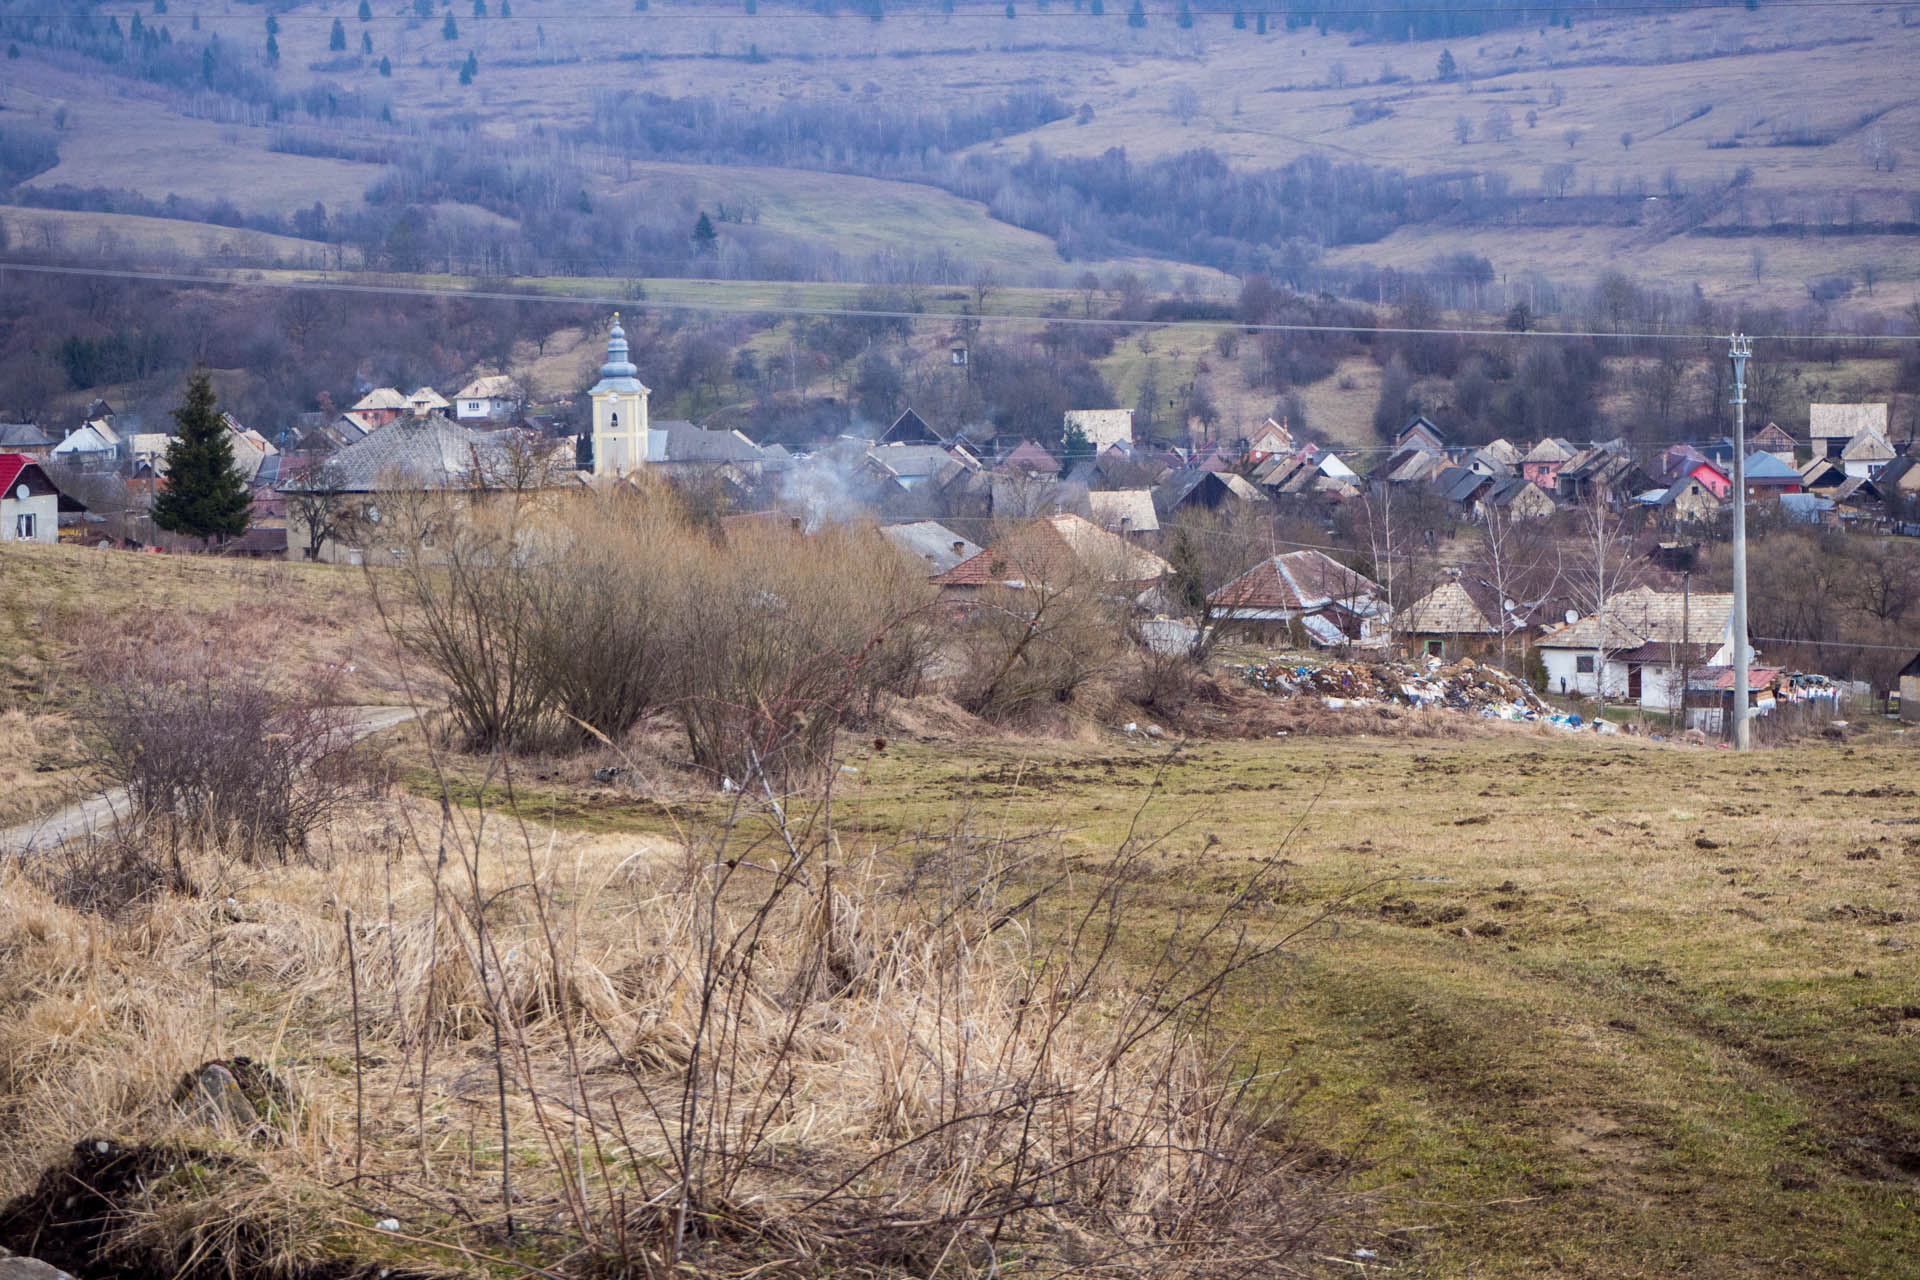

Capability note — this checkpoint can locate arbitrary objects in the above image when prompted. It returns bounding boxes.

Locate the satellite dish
[1503,599,1517,613]
[1564,608,1579,625]
[13,484,27,502]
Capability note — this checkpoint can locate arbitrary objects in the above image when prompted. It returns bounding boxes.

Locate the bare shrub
[952,577,1125,720]
[669,519,936,786]
[88,651,361,860]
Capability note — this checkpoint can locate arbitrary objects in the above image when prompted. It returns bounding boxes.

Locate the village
[4,313,1917,740]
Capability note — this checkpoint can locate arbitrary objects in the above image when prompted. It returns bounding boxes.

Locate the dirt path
[0,706,418,859]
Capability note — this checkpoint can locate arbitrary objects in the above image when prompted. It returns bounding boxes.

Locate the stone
[175,1063,261,1133]
[0,1255,77,1280]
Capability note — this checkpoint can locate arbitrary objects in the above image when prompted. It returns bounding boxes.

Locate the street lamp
[1728,333,1752,751]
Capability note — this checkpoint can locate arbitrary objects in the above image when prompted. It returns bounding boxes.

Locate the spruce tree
[1256,10,1266,34]
[693,210,718,253]
[153,370,251,542]
[266,32,279,62]
[1090,0,1103,14]
[443,13,458,39]
[362,31,372,53]
[359,0,372,20]
[330,17,346,50]
[459,50,476,82]
[379,54,391,75]
[155,0,166,12]
[1128,0,1146,27]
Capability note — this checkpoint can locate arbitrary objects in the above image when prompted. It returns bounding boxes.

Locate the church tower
[590,313,649,478]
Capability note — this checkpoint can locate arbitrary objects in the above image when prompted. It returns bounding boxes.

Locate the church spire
[600,312,638,380]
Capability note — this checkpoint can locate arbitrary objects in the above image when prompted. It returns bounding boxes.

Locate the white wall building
[1536,586,1744,711]
[590,315,652,478]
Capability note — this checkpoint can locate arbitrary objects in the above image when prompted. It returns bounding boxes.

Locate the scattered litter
[1233,656,1558,723]
[374,1219,400,1232]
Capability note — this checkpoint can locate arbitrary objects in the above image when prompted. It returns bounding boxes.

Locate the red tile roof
[0,453,26,496]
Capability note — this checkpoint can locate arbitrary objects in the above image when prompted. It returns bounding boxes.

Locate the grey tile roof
[285,413,501,492]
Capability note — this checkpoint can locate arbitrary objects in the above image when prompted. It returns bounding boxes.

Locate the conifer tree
[266,32,279,62]
[1128,0,1146,27]
[359,0,372,20]
[443,13,458,39]
[693,211,718,253]
[362,31,373,54]
[379,54,391,75]
[330,18,347,50]
[1090,0,1103,14]
[153,370,251,542]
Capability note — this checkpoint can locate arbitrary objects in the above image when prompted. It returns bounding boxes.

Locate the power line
[1752,635,1920,653]
[5,260,1919,346]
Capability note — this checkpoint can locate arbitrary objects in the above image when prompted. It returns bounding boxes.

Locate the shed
[1900,653,1920,723]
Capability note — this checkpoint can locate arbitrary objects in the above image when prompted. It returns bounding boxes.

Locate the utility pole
[1729,333,1753,751]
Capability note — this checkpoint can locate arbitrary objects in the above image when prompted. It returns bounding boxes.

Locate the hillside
[4,2,1916,309]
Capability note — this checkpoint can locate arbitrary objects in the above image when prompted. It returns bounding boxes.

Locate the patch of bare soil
[0,1140,434,1280]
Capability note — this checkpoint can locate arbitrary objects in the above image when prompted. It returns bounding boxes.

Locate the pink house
[1685,459,1732,500]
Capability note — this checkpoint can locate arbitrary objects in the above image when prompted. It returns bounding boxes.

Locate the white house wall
[1,493,59,543]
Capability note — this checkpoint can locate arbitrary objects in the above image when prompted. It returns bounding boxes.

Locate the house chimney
[952,540,965,555]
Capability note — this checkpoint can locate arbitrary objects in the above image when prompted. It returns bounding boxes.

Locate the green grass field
[396,722,1920,1277]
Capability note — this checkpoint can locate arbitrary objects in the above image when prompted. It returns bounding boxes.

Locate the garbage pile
[1233,655,1568,724]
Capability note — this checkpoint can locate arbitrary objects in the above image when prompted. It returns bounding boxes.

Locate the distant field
[0,206,353,268]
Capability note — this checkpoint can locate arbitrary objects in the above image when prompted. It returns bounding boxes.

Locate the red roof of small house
[0,453,29,495]
[999,440,1061,475]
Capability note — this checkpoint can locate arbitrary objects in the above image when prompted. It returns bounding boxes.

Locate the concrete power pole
[1728,334,1753,751]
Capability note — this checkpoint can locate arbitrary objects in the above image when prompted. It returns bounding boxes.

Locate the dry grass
[0,762,1359,1277]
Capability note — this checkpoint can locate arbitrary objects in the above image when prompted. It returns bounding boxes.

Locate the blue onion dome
[600,312,639,379]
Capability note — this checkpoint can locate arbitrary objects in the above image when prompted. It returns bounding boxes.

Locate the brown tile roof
[1209,550,1381,612]
[1400,580,1499,635]
[932,514,1170,588]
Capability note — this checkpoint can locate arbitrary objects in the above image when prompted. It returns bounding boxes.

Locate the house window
[1425,640,1443,657]
[1576,655,1595,674]
[13,513,34,540]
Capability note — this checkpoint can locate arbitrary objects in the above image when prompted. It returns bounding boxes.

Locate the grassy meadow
[390,721,1920,1278]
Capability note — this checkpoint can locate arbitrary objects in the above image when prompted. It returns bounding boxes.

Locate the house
[0,424,54,457]
[454,375,525,423]
[1809,403,1888,459]
[878,408,945,446]
[349,388,410,430]
[1155,468,1255,519]
[0,453,85,543]
[1436,464,1495,510]
[1397,416,1447,454]
[1085,489,1160,537]
[998,440,1062,477]
[1639,474,1723,524]
[1777,492,1835,525]
[1899,653,1920,724]
[1739,450,1804,498]
[880,520,982,576]
[1840,428,1896,480]
[1064,409,1134,452]
[1682,665,1783,734]
[1556,443,1651,506]
[930,513,1171,601]
[1799,455,1847,491]
[1245,418,1294,464]
[1521,438,1577,489]
[1375,445,1449,487]
[52,419,122,464]
[1209,550,1389,647]
[1752,422,1797,464]
[406,386,450,416]
[277,412,523,562]
[1398,578,1500,660]
[862,443,975,491]
[1477,476,1557,520]
[1534,585,1743,712]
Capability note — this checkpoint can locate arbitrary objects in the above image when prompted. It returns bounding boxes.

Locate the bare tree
[1474,504,1559,670]
[1562,494,1644,715]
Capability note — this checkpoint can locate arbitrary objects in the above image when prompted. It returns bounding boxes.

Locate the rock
[175,1063,260,1133]
[0,1257,76,1280]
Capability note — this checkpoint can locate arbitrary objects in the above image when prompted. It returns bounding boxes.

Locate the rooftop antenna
[1728,333,1753,751]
